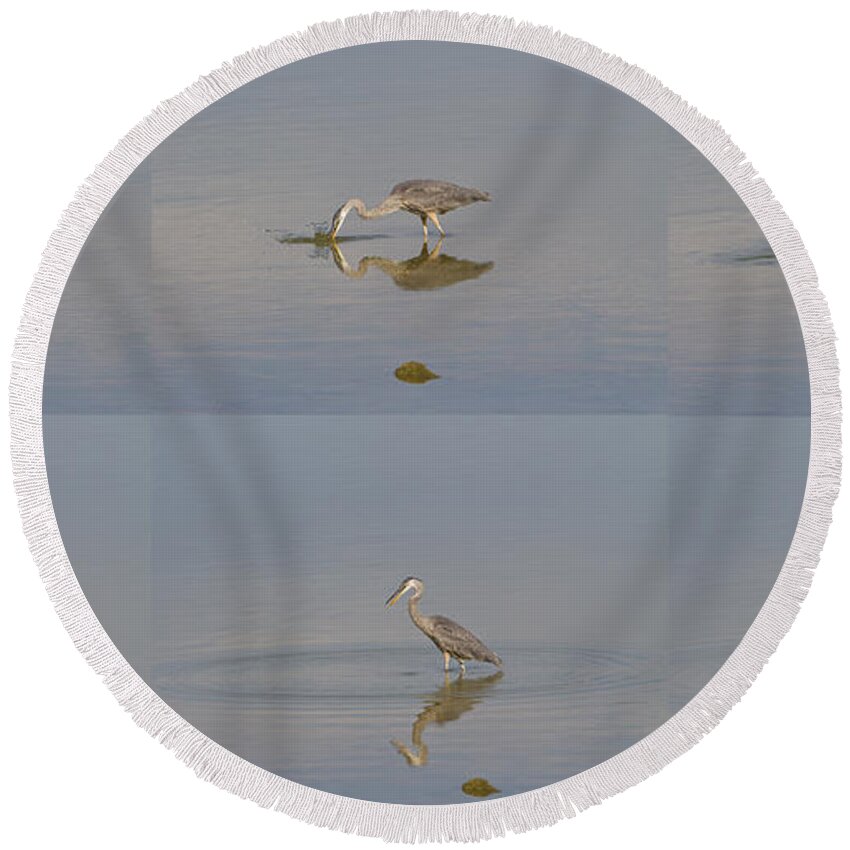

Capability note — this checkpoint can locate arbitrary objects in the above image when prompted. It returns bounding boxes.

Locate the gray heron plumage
[330,179,491,242]
[385,577,502,673]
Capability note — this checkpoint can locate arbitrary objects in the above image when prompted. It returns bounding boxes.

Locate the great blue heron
[330,179,491,242]
[385,577,502,673]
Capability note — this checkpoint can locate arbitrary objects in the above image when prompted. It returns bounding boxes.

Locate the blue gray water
[44,414,808,802]
[44,42,807,416]
[42,42,809,803]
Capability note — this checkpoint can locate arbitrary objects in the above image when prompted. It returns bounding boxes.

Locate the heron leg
[442,651,451,673]
[427,212,445,237]
[458,659,466,675]
[420,214,429,242]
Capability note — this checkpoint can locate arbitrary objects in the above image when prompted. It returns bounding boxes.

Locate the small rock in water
[461,777,500,797]
[394,361,440,384]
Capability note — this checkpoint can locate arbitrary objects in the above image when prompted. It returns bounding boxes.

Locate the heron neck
[407,595,427,630]
[350,196,401,219]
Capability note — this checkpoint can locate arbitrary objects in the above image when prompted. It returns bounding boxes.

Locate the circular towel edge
[8,8,842,843]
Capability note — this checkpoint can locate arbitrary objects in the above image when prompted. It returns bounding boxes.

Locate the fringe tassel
[8,9,841,843]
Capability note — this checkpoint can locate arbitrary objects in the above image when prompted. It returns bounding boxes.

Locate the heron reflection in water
[391,671,504,767]
[330,238,493,291]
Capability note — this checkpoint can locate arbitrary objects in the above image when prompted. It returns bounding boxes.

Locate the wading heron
[385,577,502,673]
[330,179,491,242]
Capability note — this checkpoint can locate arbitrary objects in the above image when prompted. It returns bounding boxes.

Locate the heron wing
[426,615,501,665]
[390,179,459,197]
[390,180,478,214]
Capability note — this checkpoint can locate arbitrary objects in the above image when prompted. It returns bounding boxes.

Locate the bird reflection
[391,671,503,767]
[330,238,494,291]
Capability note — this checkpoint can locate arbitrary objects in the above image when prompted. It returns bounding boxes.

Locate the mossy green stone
[461,778,500,797]
[394,361,440,384]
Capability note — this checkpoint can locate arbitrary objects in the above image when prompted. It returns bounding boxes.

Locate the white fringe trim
[8,9,841,843]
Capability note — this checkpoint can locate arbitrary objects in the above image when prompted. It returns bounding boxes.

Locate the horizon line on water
[42,410,812,418]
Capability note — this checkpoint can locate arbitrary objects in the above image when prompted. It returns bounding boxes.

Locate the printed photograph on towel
[43,42,809,804]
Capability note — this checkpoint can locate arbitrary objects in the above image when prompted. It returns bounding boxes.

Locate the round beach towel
[10,10,840,843]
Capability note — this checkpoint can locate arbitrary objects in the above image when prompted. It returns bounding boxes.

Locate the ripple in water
[153,645,658,706]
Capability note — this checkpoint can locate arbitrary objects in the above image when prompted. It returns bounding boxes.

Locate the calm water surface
[44,415,808,802]
[44,43,808,417]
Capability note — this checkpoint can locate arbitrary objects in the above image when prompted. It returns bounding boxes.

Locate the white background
[1,2,847,847]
